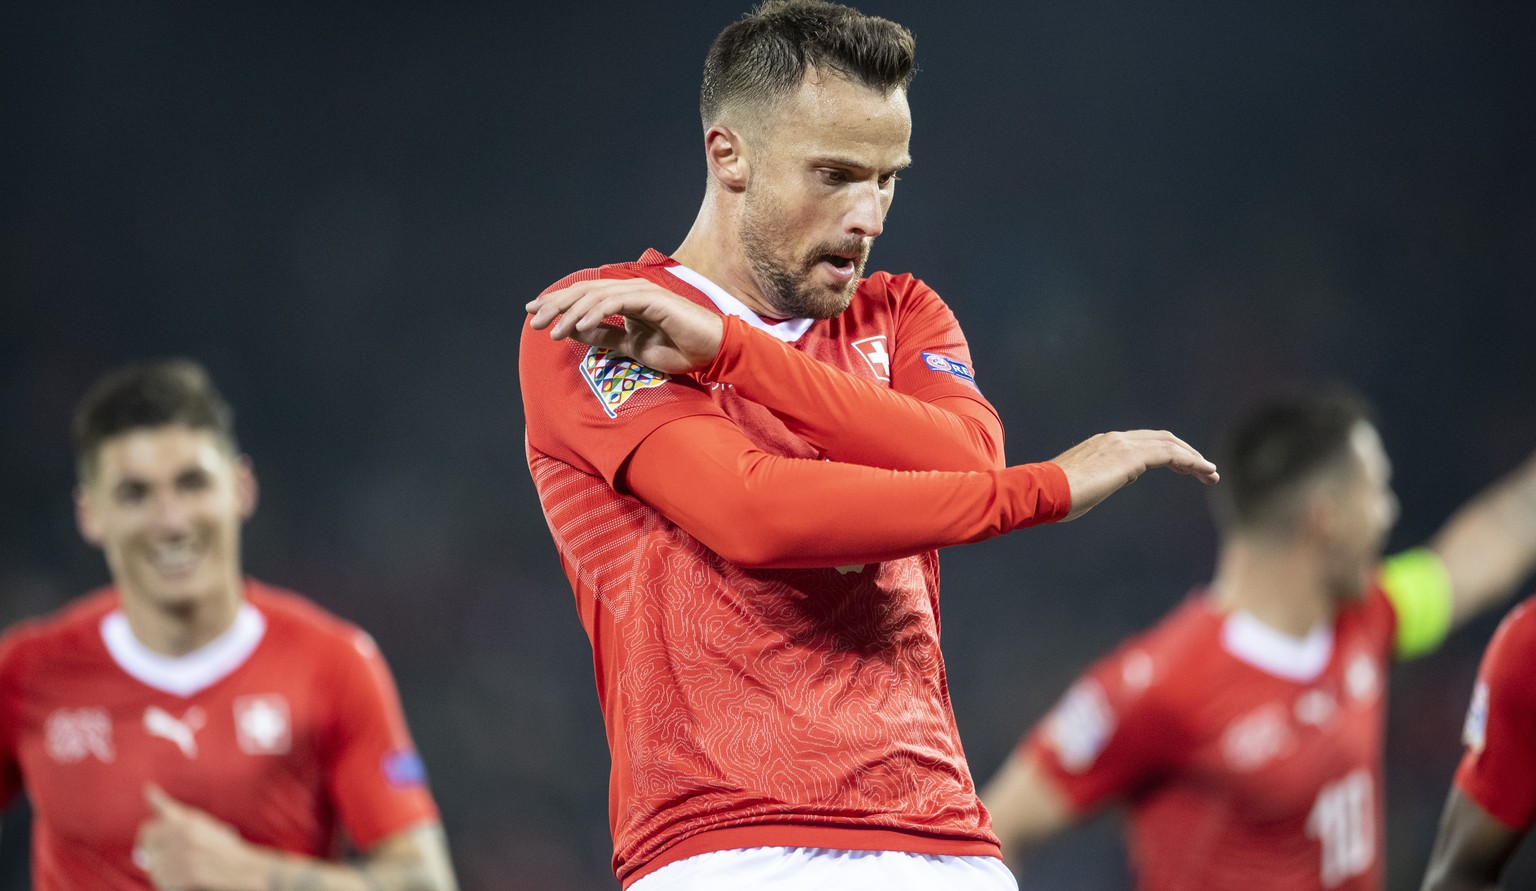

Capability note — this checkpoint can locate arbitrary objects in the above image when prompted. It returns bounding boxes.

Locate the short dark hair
[73,359,238,482]
[700,0,916,127]
[1213,385,1376,534]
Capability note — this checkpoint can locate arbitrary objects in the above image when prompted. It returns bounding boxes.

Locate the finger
[527,288,584,331]
[529,280,668,330]
[144,782,176,816]
[527,282,609,330]
[1158,441,1219,484]
[1131,430,1218,482]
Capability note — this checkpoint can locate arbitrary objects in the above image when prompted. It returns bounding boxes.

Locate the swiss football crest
[580,346,670,418]
[852,336,891,382]
[234,694,292,755]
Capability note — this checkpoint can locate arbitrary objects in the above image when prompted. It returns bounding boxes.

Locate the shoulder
[540,259,669,296]
[859,271,940,304]
[1486,595,1536,676]
[1080,598,1221,712]
[246,581,378,659]
[1135,596,1226,672]
[0,589,116,668]
[1339,582,1400,644]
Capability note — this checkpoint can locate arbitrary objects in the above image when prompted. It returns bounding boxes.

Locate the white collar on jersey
[1220,609,1334,682]
[100,603,267,697]
[664,264,817,343]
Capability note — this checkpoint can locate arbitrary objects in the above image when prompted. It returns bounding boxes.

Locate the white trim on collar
[1220,609,1334,682]
[100,603,267,697]
[665,264,816,343]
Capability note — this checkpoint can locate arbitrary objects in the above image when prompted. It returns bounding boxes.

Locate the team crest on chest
[579,346,670,417]
[44,708,115,763]
[852,336,891,382]
[234,694,292,755]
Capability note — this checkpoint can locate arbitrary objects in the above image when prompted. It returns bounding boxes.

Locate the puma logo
[143,705,206,759]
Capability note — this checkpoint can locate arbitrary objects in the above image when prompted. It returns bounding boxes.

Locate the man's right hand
[526,279,724,374]
[1052,430,1219,521]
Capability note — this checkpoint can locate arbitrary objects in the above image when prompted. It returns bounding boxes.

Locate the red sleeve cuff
[699,313,745,383]
[1020,461,1072,525]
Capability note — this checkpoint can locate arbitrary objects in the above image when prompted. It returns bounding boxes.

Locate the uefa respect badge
[580,346,670,417]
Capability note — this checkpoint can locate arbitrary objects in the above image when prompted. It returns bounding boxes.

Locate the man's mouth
[147,542,202,576]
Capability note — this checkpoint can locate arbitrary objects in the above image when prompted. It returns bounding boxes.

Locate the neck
[118,578,244,657]
[1211,535,1335,637]
[673,195,777,318]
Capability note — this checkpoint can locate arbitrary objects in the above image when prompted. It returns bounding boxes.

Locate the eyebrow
[814,155,912,174]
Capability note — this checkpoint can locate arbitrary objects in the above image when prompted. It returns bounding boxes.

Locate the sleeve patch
[1045,678,1116,773]
[579,346,671,417]
[919,352,976,386]
[1463,679,1489,755]
[382,748,428,788]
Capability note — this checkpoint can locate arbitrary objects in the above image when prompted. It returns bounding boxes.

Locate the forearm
[1433,453,1536,625]
[258,859,440,891]
[253,825,455,891]
[702,315,1005,471]
[625,415,1067,569]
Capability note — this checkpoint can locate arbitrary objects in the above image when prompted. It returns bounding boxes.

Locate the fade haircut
[73,359,238,483]
[1213,385,1376,536]
[700,0,916,128]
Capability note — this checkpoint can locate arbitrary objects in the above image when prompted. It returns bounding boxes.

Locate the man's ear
[705,124,751,192]
[235,455,258,520]
[1301,486,1339,543]
[76,486,104,547]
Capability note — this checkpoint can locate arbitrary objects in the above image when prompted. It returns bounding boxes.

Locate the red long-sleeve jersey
[520,249,1068,886]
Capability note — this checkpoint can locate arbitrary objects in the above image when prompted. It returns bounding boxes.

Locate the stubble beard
[740,195,868,321]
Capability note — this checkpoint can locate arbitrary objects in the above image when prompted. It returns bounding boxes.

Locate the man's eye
[878,172,900,187]
[178,472,212,492]
[820,169,848,185]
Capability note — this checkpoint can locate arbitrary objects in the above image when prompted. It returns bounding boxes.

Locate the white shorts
[628,846,1019,891]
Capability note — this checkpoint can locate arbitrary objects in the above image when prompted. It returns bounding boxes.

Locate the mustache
[808,239,870,263]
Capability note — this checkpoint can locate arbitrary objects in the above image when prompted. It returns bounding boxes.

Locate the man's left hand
[134,783,267,891]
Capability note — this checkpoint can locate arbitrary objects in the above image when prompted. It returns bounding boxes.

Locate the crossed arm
[527,277,1219,540]
[134,785,457,891]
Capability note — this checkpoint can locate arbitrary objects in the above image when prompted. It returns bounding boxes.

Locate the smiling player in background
[0,359,458,891]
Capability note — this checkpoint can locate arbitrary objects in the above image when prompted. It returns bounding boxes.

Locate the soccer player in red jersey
[519,2,1219,888]
[1421,594,1536,890]
[0,361,458,891]
[981,388,1536,891]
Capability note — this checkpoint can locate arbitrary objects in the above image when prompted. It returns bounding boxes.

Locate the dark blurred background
[2,1,1533,888]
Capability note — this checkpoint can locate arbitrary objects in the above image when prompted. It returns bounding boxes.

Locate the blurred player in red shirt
[520,2,1220,888]
[981,388,1536,891]
[0,360,458,891]
[1421,593,1536,890]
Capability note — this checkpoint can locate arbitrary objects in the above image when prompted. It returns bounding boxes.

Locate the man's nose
[845,184,885,238]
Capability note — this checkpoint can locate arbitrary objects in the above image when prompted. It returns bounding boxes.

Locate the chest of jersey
[1173,643,1386,821]
[707,319,895,460]
[15,650,328,853]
